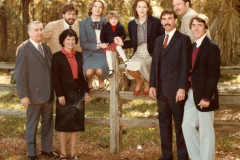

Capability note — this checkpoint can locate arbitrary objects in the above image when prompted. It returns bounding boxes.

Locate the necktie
[69,25,72,29]
[38,44,44,57]
[90,21,104,30]
[163,34,169,49]
[193,42,197,50]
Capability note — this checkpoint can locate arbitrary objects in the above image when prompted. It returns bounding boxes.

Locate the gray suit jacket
[79,16,106,60]
[15,40,53,104]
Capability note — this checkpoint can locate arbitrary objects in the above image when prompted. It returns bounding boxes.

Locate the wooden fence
[0,56,240,153]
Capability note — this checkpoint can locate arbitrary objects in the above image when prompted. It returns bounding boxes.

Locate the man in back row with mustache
[173,0,211,43]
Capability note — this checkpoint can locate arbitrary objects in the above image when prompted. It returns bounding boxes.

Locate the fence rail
[0,59,240,153]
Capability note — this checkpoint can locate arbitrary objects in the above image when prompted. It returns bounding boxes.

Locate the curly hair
[88,0,107,16]
[62,3,78,15]
[59,29,78,47]
[132,0,153,19]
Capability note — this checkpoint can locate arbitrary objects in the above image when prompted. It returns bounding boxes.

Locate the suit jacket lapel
[132,21,137,46]
[86,17,97,42]
[27,41,47,67]
[161,30,179,57]
[147,17,152,40]
[192,36,208,71]
[42,45,51,69]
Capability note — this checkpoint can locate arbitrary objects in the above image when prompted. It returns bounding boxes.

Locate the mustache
[164,24,171,27]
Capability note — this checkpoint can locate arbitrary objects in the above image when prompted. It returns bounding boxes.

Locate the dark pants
[26,101,53,156]
[157,90,188,160]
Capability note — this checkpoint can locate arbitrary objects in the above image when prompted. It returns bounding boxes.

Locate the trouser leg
[40,101,53,152]
[26,104,41,156]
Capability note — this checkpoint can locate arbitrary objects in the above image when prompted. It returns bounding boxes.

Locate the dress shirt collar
[165,28,176,39]
[194,34,206,48]
[91,16,100,22]
[64,19,72,30]
[135,15,148,25]
[29,38,42,50]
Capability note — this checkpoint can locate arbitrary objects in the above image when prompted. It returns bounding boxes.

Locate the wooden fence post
[110,51,122,153]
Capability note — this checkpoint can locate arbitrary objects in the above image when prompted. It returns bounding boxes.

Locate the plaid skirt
[104,42,118,54]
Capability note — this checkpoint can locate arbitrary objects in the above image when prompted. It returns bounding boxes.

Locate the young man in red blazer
[182,14,220,160]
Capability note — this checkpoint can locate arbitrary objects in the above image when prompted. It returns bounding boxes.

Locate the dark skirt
[55,79,85,132]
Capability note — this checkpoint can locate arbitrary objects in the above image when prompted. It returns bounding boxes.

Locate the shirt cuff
[202,98,210,102]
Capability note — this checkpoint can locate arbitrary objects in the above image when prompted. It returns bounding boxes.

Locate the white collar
[91,16,100,22]
[29,38,42,49]
[165,28,176,38]
[194,34,206,48]
[63,19,71,30]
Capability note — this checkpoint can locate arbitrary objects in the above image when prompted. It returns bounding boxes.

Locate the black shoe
[41,151,59,158]
[124,61,128,68]
[28,156,38,160]
[108,70,114,78]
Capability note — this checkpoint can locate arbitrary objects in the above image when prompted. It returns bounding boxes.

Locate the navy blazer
[52,51,89,105]
[100,23,126,44]
[191,36,220,112]
[149,30,192,99]
[123,16,164,57]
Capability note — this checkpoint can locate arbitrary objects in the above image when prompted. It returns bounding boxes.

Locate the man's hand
[176,88,185,102]
[198,100,210,109]
[21,97,30,108]
[58,96,66,106]
[149,87,157,100]
[84,93,90,103]
[16,43,24,56]
[114,37,123,46]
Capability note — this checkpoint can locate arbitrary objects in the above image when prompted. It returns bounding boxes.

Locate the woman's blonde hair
[132,0,153,19]
[106,10,121,24]
[88,0,107,16]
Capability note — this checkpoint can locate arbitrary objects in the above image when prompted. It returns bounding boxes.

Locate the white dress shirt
[29,38,44,56]
[163,28,176,45]
[63,20,72,30]
[195,34,206,48]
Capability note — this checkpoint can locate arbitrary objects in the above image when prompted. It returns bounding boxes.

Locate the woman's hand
[114,37,123,46]
[84,93,90,103]
[98,43,108,49]
[58,96,66,106]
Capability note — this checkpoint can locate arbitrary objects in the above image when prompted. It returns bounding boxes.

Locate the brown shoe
[133,82,144,97]
[141,90,149,97]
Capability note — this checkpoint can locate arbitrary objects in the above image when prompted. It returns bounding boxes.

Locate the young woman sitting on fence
[114,0,164,97]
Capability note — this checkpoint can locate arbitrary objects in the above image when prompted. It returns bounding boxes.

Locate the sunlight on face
[136,1,149,18]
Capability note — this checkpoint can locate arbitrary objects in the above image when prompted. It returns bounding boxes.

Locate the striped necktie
[38,44,44,57]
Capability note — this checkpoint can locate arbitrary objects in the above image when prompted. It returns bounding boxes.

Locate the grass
[0,71,240,159]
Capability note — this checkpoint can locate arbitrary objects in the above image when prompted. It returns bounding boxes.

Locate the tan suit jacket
[42,19,81,54]
[179,8,211,43]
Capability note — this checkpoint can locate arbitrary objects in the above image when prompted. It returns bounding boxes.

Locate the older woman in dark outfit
[115,0,164,97]
[52,29,90,160]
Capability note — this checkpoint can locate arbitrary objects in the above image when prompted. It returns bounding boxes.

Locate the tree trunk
[0,0,8,55]
[22,0,30,41]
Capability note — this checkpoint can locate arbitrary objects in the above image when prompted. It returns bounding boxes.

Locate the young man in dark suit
[149,9,192,160]
[182,14,220,160]
[15,21,58,160]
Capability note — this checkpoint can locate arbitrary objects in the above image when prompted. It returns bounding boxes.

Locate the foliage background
[0,0,239,65]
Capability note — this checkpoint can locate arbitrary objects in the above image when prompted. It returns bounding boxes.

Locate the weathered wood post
[110,51,122,153]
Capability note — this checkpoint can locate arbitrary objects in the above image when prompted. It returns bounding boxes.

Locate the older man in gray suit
[15,21,58,160]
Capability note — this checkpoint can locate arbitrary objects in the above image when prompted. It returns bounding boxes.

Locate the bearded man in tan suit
[16,3,81,55]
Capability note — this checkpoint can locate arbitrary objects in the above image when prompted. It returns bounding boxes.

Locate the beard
[64,18,75,25]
